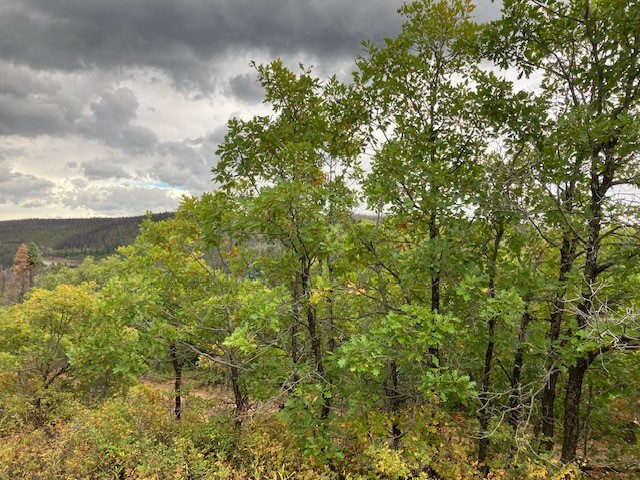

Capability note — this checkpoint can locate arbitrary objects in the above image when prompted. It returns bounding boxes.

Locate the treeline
[53,213,174,253]
[0,1,639,478]
[0,213,173,266]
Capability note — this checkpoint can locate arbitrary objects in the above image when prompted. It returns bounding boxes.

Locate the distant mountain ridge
[0,213,174,267]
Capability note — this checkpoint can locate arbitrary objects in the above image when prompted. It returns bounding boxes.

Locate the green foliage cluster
[0,0,639,478]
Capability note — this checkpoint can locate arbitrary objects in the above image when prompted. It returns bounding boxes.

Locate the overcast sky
[0,0,501,220]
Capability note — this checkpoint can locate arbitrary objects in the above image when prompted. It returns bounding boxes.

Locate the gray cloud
[0,64,60,99]
[226,72,264,104]
[70,178,88,188]
[0,96,72,137]
[89,88,138,125]
[63,184,182,214]
[0,79,158,158]
[0,0,503,218]
[0,63,115,140]
[81,159,131,180]
[0,160,12,182]
[204,125,227,146]
[77,87,158,153]
[0,0,407,92]
[153,133,220,194]
[0,159,55,206]
[474,0,503,23]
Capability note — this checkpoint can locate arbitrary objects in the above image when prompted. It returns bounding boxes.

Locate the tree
[109,209,290,425]
[358,0,484,317]
[113,215,205,420]
[0,283,98,422]
[355,0,495,461]
[214,60,365,432]
[12,243,31,302]
[5,243,43,304]
[12,243,29,272]
[486,0,640,463]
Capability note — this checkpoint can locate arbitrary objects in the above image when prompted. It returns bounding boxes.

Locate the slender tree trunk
[324,260,337,419]
[290,272,301,386]
[478,330,495,475]
[561,159,610,463]
[229,358,247,428]
[33,364,69,425]
[478,219,504,475]
[326,261,337,353]
[386,360,402,449]
[541,231,576,451]
[540,353,560,451]
[375,265,404,448]
[304,283,324,376]
[300,256,329,419]
[582,383,593,458]
[509,305,532,429]
[429,213,440,315]
[428,212,442,370]
[169,344,183,419]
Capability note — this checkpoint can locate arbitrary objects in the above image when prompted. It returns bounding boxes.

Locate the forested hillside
[0,213,173,266]
[0,1,638,479]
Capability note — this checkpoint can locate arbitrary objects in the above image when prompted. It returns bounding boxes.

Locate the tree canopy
[0,1,638,478]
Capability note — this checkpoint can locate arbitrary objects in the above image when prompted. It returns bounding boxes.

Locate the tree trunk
[375,264,404,448]
[300,256,330,419]
[478,330,494,475]
[540,365,560,451]
[229,359,248,428]
[290,272,301,387]
[429,213,440,315]
[541,230,576,451]
[385,360,402,449]
[326,260,337,353]
[561,358,589,463]
[428,212,442,367]
[169,344,183,419]
[561,156,609,463]
[478,219,504,476]
[509,306,532,429]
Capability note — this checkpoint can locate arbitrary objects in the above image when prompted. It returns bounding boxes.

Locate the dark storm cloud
[0,64,59,99]
[0,64,83,136]
[0,0,407,91]
[0,78,157,157]
[0,0,502,140]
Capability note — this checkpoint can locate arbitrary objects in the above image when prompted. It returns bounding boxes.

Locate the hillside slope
[0,213,173,267]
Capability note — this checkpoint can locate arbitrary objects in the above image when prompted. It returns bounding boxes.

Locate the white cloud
[61,183,183,215]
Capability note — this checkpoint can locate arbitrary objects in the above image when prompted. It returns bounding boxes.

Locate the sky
[0,0,502,220]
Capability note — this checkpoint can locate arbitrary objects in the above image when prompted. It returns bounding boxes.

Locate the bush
[0,383,241,479]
